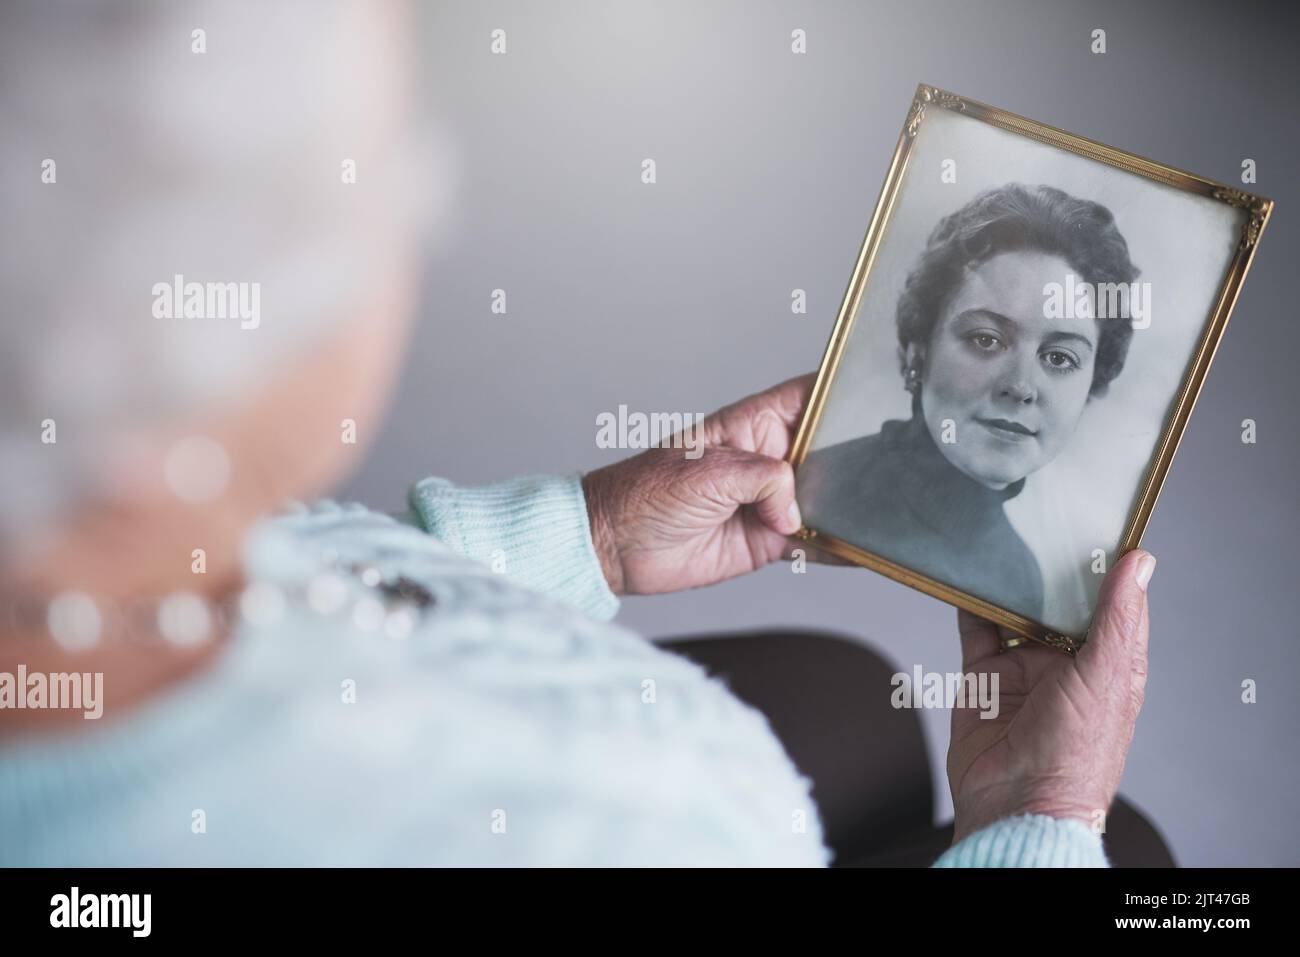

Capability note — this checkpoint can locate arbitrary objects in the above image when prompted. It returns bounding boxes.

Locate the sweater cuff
[932,814,1110,868]
[408,473,620,621]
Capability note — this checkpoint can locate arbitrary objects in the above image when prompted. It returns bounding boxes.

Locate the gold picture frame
[787,83,1273,655]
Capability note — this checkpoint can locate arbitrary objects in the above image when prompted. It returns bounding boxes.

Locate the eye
[1042,349,1081,372]
[967,332,1002,352]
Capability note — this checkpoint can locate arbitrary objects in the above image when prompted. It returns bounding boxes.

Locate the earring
[904,364,921,394]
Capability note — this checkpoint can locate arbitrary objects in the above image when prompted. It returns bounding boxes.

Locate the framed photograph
[789,84,1273,654]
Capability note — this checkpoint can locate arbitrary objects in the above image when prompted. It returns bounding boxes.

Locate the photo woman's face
[918,250,1097,489]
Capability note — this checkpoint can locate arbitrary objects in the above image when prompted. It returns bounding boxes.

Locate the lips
[976,417,1037,437]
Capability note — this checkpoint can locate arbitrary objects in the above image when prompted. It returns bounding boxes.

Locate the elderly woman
[0,2,1160,866]
[798,184,1140,622]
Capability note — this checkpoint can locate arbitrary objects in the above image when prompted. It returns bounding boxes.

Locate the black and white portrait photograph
[795,91,1258,640]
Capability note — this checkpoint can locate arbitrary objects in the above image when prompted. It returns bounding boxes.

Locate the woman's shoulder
[798,420,914,492]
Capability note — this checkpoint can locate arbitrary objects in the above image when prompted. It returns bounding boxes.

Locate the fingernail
[786,501,802,532]
[1134,552,1157,592]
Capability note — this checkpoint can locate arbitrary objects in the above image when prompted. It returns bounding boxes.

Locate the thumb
[1077,548,1156,699]
[710,448,802,536]
[956,608,1002,670]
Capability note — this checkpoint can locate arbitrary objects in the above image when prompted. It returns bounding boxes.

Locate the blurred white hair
[0,0,454,541]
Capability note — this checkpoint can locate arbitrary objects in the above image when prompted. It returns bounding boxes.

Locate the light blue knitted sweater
[0,473,1106,866]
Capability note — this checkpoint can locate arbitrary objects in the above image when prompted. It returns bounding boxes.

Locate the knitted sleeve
[408,473,620,621]
[933,814,1110,867]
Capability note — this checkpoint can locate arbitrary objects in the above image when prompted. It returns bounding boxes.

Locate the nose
[997,354,1038,404]
[1000,378,1036,403]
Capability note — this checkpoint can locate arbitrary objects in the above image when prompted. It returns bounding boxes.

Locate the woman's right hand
[945,549,1156,843]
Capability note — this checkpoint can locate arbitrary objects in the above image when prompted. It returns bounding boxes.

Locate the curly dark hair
[896,183,1140,401]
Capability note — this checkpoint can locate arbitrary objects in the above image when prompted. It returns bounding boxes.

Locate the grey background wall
[342,0,1300,866]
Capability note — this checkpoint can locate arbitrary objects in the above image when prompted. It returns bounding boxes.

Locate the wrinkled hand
[581,374,838,596]
[946,549,1156,843]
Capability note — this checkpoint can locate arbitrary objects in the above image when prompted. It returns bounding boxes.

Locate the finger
[778,539,855,566]
[1077,548,1155,698]
[702,373,817,450]
[715,450,801,536]
[751,372,817,429]
[956,608,1001,670]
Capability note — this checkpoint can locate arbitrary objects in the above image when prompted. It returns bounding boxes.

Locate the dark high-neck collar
[889,412,1026,535]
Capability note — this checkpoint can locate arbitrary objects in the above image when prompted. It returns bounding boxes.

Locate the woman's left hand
[582,374,839,596]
